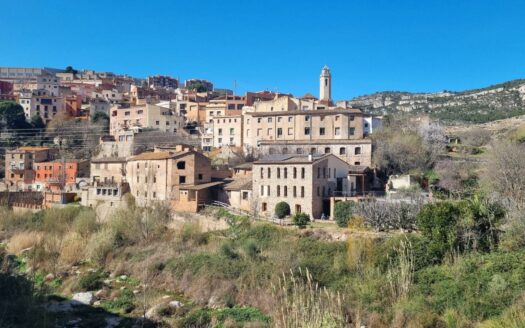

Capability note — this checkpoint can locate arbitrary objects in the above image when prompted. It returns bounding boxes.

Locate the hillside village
[1,65,525,327]
[0,65,390,221]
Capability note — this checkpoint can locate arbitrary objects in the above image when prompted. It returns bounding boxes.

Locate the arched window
[301,186,305,198]
[324,147,331,154]
[277,167,281,178]
[267,167,271,178]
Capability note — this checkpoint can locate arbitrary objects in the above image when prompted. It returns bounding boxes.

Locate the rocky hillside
[341,79,525,124]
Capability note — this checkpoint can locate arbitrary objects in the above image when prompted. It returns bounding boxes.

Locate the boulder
[168,300,183,309]
[72,292,95,306]
[145,304,163,320]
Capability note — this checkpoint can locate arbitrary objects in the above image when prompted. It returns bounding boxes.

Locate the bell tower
[319,65,331,102]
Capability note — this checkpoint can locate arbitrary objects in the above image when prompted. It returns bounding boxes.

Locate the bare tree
[482,141,525,210]
[435,159,478,198]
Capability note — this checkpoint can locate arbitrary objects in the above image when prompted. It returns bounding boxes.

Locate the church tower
[319,65,332,102]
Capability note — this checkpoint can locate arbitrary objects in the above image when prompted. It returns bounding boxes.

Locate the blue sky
[1,0,524,99]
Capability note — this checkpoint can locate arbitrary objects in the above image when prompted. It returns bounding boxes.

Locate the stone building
[252,154,351,220]
[80,157,130,214]
[125,145,220,212]
[109,103,185,136]
[4,147,58,191]
[240,66,372,166]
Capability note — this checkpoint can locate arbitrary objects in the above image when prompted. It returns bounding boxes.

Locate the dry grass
[272,268,346,328]
[59,232,87,266]
[7,231,43,254]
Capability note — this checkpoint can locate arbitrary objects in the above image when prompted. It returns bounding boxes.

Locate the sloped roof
[223,177,252,191]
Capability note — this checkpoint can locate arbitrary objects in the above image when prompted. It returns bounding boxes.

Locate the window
[355,161,361,165]
[267,167,271,178]
[293,167,297,179]
[262,202,267,211]
[257,118,262,123]
[277,167,281,178]
[323,167,326,178]
[257,128,262,136]
[156,121,160,125]
[350,115,355,121]
[311,147,316,154]
[301,167,305,179]
[136,176,139,182]
[267,185,271,196]
[198,174,203,180]
[317,186,320,196]
[179,176,186,184]
[301,186,305,198]
[229,128,234,135]
[268,117,272,123]
[304,127,310,135]
[355,147,361,155]
[288,128,293,135]
[335,115,340,121]
[296,148,303,154]
[277,185,281,196]
[284,186,288,197]
[284,168,288,179]
[305,116,310,121]
[242,191,249,200]
[349,127,355,136]
[288,116,293,122]
[335,127,341,136]
[267,128,272,135]
[282,148,288,154]
[277,128,283,137]
[293,186,297,198]
[320,127,325,135]
[317,167,321,178]
[153,192,156,198]
[260,185,264,196]
[325,147,331,154]
[260,167,264,178]
[339,147,346,155]
[278,117,282,122]
[177,161,186,169]
[218,128,223,135]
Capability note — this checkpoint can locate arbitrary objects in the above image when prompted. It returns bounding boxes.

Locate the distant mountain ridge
[341,79,525,124]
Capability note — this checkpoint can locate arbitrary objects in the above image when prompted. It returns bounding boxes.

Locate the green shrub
[168,253,247,280]
[77,271,106,291]
[292,213,310,228]
[215,306,271,324]
[102,289,135,314]
[242,239,260,259]
[416,202,461,264]
[177,308,212,328]
[333,201,355,227]
[274,202,291,219]
[415,251,525,321]
[220,241,239,259]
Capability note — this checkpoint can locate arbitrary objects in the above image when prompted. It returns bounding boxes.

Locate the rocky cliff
[339,79,525,123]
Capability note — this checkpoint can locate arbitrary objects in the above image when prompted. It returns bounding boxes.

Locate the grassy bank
[1,200,524,327]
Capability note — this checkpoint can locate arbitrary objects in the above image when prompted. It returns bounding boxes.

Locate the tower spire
[319,65,331,102]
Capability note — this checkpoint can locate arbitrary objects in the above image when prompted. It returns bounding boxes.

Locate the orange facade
[34,161,87,190]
